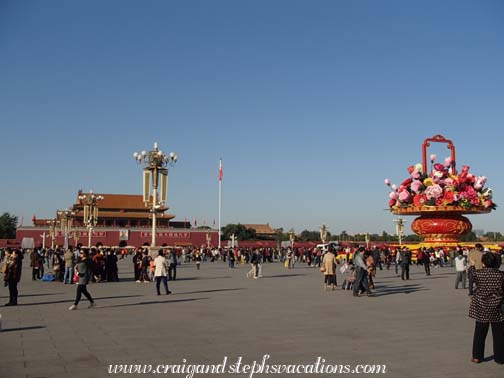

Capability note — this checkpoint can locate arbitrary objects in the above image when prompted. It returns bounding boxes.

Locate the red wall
[13,227,219,248]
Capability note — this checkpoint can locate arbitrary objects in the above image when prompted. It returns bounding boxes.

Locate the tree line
[219,223,501,243]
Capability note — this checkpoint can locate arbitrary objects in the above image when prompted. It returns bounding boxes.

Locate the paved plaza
[0,258,502,378]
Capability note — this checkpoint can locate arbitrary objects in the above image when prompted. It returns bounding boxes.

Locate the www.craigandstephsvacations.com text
[108,355,387,377]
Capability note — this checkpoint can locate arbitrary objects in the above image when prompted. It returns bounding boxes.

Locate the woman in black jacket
[469,252,504,364]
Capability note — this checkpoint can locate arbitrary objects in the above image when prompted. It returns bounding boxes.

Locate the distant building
[11,191,218,248]
[243,224,278,239]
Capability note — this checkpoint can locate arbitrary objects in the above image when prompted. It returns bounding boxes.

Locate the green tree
[460,231,477,242]
[0,212,18,239]
[299,230,330,242]
[221,224,257,241]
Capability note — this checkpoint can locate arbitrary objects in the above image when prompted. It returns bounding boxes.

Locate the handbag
[73,273,80,283]
[320,266,326,273]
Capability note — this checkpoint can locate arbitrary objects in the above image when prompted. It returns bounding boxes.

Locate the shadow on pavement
[0,292,65,299]
[177,288,246,295]
[1,326,46,333]
[175,276,232,281]
[100,297,209,309]
[16,294,143,307]
[373,284,428,297]
[262,274,308,278]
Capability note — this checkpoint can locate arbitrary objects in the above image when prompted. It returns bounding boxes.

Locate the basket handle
[422,134,457,175]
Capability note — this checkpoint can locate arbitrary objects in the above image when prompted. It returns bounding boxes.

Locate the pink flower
[411,180,423,193]
[425,184,443,200]
[444,157,452,167]
[398,190,411,203]
[391,184,398,191]
[389,191,398,200]
[384,178,390,186]
[474,176,487,190]
[430,154,436,163]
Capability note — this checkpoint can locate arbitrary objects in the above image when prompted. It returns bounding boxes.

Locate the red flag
[194,218,197,227]
[203,218,206,226]
[32,214,36,224]
[219,159,223,181]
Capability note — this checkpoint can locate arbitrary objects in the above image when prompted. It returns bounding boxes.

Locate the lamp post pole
[40,232,47,250]
[394,218,406,246]
[78,191,104,248]
[133,142,177,250]
[47,218,58,249]
[320,224,328,244]
[57,209,74,249]
[206,230,211,249]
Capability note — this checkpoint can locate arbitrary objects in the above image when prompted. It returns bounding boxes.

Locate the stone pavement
[0,258,502,378]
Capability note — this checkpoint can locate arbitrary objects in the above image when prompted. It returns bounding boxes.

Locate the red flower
[401,178,413,187]
[434,163,445,172]
[389,199,397,207]
[407,166,415,174]
[413,194,427,207]
[443,191,455,204]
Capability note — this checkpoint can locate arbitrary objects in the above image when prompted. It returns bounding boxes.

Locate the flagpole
[218,158,222,249]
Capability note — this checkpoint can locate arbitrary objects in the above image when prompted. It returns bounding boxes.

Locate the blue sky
[1,1,504,235]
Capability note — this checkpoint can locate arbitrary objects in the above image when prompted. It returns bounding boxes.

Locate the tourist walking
[69,250,95,310]
[133,249,142,282]
[228,249,235,268]
[168,248,177,281]
[400,247,411,281]
[153,249,171,295]
[468,252,504,364]
[421,247,431,276]
[3,249,22,306]
[64,247,75,284]
[352,247,372,297]
[454,250,467,289]
[321,246,337,290]
[30,249,39,280]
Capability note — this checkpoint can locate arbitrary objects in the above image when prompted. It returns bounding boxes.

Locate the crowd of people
[1,242,503,363]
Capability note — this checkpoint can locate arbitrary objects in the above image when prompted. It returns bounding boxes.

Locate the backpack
[42,273,55,282]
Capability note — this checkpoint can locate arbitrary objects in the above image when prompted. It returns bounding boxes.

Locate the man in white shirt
[153,249,171,295]
[454,250,467,289]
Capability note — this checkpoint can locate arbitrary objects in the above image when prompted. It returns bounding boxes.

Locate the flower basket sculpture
[385,135,496,244]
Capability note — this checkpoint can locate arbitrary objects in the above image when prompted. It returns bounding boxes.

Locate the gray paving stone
[1,260,503,377]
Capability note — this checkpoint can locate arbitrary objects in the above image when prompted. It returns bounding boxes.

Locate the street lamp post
[133,142,177,249]
[289,231,295,249]
[73,230,80,247]
[47,218,58,249]
[320,224,328,244]
[206,230,211,249]
[394,218,406,246]
[78,191,104,248]
[57,209,74,249]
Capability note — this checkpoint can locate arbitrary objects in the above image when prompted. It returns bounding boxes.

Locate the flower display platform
[385,135,495,246]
